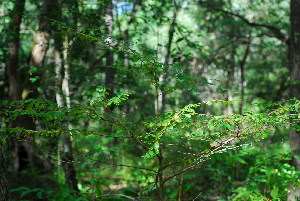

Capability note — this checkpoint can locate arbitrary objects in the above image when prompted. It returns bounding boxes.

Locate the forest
[1,0,300,200]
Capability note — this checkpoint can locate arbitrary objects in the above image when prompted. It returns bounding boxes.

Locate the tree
[288,0,300,200]
[2,0,300,200]
[3,1,25,199]
[0,143,9,201]
[104,0,116,101]
[53,0,79,192]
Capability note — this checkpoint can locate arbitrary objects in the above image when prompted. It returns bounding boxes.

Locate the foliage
[1,0,299,200]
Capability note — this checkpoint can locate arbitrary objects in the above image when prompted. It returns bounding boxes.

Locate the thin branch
[201,3,289,45]
[89,194,137,200]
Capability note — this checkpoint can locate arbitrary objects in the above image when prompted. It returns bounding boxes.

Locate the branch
[202,3,289,45]
[84,155,157,173]
[89,194,137,201]
[162,129,244,185]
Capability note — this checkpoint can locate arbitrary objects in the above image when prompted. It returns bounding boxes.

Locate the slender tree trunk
[122,0,142,113]
[164,9,177,68]
[0,143,9,201]
[177,162,185,201]
[4,0,26,199]
[161,7,178,113]
[123,0,141,40]
[238,38,251,114]
[52,2,79,191]
[54,31,79,192]
[6,0,25,101]
[156,5,179,114]
[157,150,164,201]
[288,0,300,200]
[12,0,53,174]
[239,57,245,114]
[104,0,115,101]
[56,34,79,192]
[53,0,64,107]
[225,48,235,114]
[47,0,79,190]
[154,5,180,200]
[5,0,26,182]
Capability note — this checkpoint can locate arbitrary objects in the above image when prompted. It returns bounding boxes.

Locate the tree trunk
[6,0,25,101]
[54,28,79,192]
[238,38,251,114]
[225,48,235,114]
[52,2,77,191]
[53,32,79,192]
[61,131,79,192]
[157,5,179,114]
[104,0,115,101]
[10,0,53,175]
[11,0,52,173]
[161,7,178,113]
[288,0,300,200]
[5,0,26,183]
[122,0,142,113]
[0,143,9,201]
[157,149,164,201]
[154,5,180,200]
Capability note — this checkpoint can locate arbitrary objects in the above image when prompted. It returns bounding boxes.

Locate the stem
[157,148,164,201]
[177,163,184,201]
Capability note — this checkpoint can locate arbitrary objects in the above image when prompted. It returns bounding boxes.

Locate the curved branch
[201,3,289,45]
[89,194,137,200]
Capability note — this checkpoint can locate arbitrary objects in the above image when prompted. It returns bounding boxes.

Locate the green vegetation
[1,0,300,200]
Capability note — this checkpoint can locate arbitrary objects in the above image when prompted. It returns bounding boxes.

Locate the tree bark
[238,38,251,114]
[104,0,115,101]
[122,0,142,113]
[2,0,25,189]
[10,0,53,173]
[157,150,164,201]
[288,0,300,200]
[54,29,79,192]
[53,22,79,191]
[5,0,26,188]
[59,34,79,192]
[13,0,53,174]
[225,48,235,114]
[157,4,179,114]
[6,0,25,101]
[154,5,180,199]
[0,143,9,201]
[61,131,79,192]
[161,6,178,113]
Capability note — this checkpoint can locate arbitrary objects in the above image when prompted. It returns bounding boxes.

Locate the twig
[89,193,137,200]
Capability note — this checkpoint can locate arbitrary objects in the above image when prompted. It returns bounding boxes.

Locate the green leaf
[2,100,8,105]
[270,186,278,199]
[153,142,160,154]
[37,191,43,199]
[184,114,192,118]
[235,157,247,164]
[20,190,32,198]
[10,187,30,193]
[144,150,155,158]
[294,154,300,159]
